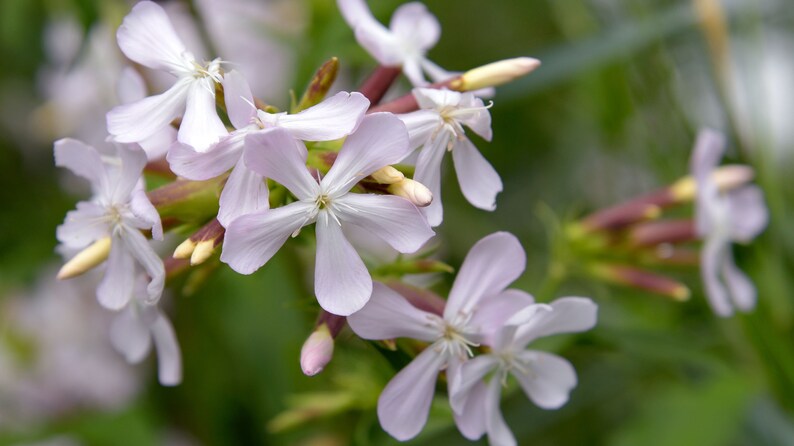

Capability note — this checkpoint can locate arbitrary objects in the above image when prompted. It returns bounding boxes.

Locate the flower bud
[300,323,334,377]
[629,219,697,247]
[370,166,405,184]
[388,179,432,207]
[57,237,112,280]
[173,219,225,265]
[591,263,690,301]
[294,57,339,112]
[173,238,197,259]
[451,57,541,92]
[670,165,755,202]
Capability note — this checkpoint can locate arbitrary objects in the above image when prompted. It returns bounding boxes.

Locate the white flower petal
[453,380,488,441]
[54,138,109,194]
[398,110,442,150]
[338,0,402,66]
[449,354,498,413]
[244,128,318,201]
[389,3,440,51]
[469,289,536,339]
[56,202,109,249]
[721,250,757,313]
[514,350,577,410]
[347,282,440,341]
[445,232,526,321]
[701,235,733,317]
[223,70,256,130]
[112,144,148,205]
[322,113,410,196]
[457,94,493,141]
[377,346,445,441]
[110,305,152,364]
[217,157,269,227]
[484,376,516,446]
[220,201,314,274]
[167,133,244,181]
[727,185,768,242]
[413,132,448,227]
[97,239,136,310]
[278,91,369,141]
[690,128,726,182]
[151,310,183,386]
[452,137,502,211]
[178,78,228,152]
[138,125,177,161]
[123,229,165,304]
[117,66,147,104]
[314,212,372,316]
[513,297,598,348]
[130,189,163,240]
[116,1,192,74]
[107,77,191,144]
[335,193,434,254]
[402,58,428,87]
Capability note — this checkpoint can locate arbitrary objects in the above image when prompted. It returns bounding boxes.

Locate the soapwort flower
[107,1,227,152]
[221,113,434,316]
[399,88,501,226]
[691,129,768,316]
[168,70,369,226]
[347,232,532,440]
[55,139,164,310]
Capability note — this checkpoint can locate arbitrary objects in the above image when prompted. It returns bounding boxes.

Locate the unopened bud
[370,166,405,184]
[591,263,690,301]
[295,57,339,112]
[173,238,197,259]
[300,324,334,377]
[57,237,112,280]
[191,240,216,265]
[451,57,541,92]
[629,219,697,247]
[173,219,225,265]
[388,179,432,207]
[670,165,755,202]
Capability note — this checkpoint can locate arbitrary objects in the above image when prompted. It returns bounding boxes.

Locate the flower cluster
[50,0,768,444]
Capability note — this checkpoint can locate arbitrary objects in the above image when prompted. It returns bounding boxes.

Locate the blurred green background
[1,0,793,445]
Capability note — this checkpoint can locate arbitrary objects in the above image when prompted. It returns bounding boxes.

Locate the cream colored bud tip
[371,166,405,184]
[458,57,541,91]
[173,238,197,259]
[190,240,216,266]
[672,285,691,302]
[57,237,112,280]
[388,179,433,207]
[300,325,334,377]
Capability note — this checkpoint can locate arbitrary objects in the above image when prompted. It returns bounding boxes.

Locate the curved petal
[389,2,440,53]
[377,346,445,441]
[513,297,598,348]
[402,58,428,87]
[151,311,183,386]
[469,289,536,339]
[56,201,109,249]
[397,110,442,150]
[117,66,147,104]
[244,128,317,201]
[314,212,372,316]
[110,305,152,364]
[130,189,163,240]
[727,185,768,242]
[107,77,191,144]
[54,138,108,193]
[722,250,756,313]
[138,125,177,161]
[178,78,228,152]
[123,229,165,304]
[690,128,726,181]
[167,133,243,181]
[278,91,369,141]
[449,354,498,413]
[97,239,136,310]
[453,380,488,441]
[413,132,448,227]
[116,1,191,74]
[347,282,440,341]
[701,234,733,317]
[456,93,493,141]
[335,193,434,254]
[220,201,314,274]
[452,137,502,211]
[445,232,526,321]
[217,158,269,227]
[322,113,410,196]
[484,375,515,446]
[111,144,148,205]
[223,70,256,129]
[514,350,577,410]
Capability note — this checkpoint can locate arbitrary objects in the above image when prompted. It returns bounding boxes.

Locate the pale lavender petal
[54,138,109,194]
[56,202,109,248]
[722,251,757,313]
[116,1,191,74]
[110,305,152,363]
[337,0,402,66]
[389,2,440,53]
[514,350,577,410]
[449,354,498,413]
[470,289,536,340]
[220,201,314,274]
[217,158,269,227]
[97,239,136,310]
[112,144,148,204]
[278,91,369,141]
[122,229,165,304]
[413,132,448,227]
[402,58,428,87]
[727,185,768,242]
[701,235,733,317]
[452,137,502,211]
[690,128,726,182]
[457,93,493,141]
[484,376,516,446]
[167,134,243,181]
[223,70,256,129]
[513,297,598,348]
[445,232,526,321]
[377,346,445,441]
[413,87,459,109]
[178,78,228,152]
[314,212,372,316]
[397,110,442,150]
[453,380,488,441]
[138,125,177,161]
[130,189,163,240]
[117,66,147,104]
[347,282,440,341]
[334,193,434,254]
[322,113,410,196]
[151,311,182,386]
[244,128,317,201]
[107,77,191,144]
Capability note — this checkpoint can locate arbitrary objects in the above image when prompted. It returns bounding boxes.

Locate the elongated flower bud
[370,166,405,185]
[629,219,697,247]
[670,165,755,202]
[295,57,340,112]
[388,179,432,207]
[172,219,225,265]
[590,263,690,301]
[57,237,112,280]
[300,323,334,377]
[450,57,541,92]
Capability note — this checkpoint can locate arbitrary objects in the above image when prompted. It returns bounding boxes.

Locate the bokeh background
[1,0,793,444]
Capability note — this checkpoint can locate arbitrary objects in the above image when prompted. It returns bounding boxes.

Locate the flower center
[191,58,223,83]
